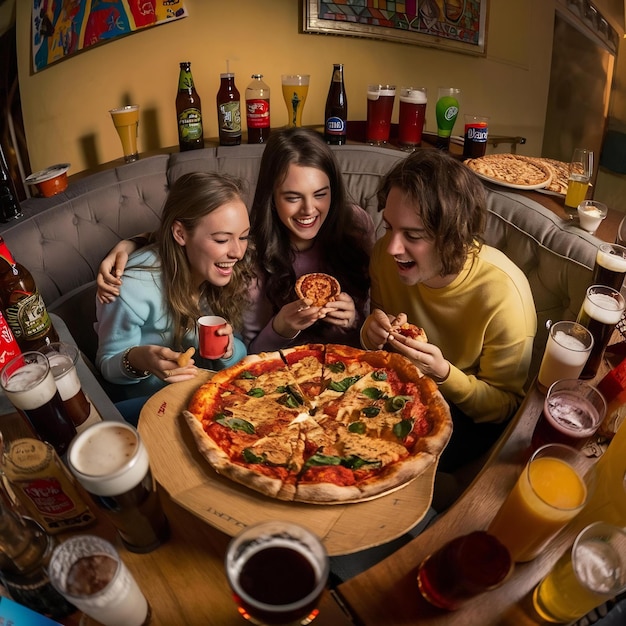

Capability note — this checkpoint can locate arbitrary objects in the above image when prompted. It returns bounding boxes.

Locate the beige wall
[16,0,555,174]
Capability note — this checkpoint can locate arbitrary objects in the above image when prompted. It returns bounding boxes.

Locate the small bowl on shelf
[25,163,70,197]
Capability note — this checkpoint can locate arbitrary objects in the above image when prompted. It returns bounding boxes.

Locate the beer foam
[400,90,427,104]
[47,353,81,400]
[597,248,626,273]
[68,422,150,497]
[584,292,624,325]
[367,89,395,100]
[552,331,588,353]
[4,362,57,410]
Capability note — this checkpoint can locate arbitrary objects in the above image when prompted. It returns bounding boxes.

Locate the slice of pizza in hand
[389,320,428,343]
[295,273,341,307]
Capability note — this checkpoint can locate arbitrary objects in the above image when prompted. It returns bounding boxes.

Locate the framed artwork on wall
[302,0,488,56]
[31,0,188,72]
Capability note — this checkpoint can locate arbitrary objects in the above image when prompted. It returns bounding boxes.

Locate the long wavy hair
[377,150,486,275]
[155,172,254,348]
[249,128,370,312]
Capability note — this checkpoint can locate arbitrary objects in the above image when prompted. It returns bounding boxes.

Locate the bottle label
[4,290,53,341]
[246,99,270,128]
[218,101,242,135]
[178,70,194,90]
[0,311,20,367]
[21,477,77,516]
[325,116,346,135]
[465,125,488,142]
[178,108,203,141]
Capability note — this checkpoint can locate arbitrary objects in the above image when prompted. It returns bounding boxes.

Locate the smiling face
[382,186,456,288]
[172,199,250,288]
[273,164,331,250]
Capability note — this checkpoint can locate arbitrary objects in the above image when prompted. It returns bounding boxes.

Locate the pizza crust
[295,273,341,307]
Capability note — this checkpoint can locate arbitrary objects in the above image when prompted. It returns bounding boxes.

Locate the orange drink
[109,105,139,162]
[488,444,588,562]
[281,75,309,127]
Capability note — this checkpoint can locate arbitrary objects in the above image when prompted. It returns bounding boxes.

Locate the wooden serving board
[138,370,437,556]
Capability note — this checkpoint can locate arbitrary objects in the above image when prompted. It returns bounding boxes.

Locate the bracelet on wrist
[122,347,150,379]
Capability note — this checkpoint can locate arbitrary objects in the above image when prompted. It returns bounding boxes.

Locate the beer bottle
[245,74,271,144]
[176,61,204,152]
[216,72,242,146]
[0,144,22,223]
[0,236,59,351]
[324,64,348,145]
[0,497,76,619]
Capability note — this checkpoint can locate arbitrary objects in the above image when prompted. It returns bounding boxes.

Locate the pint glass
[0,351,76,456]
[366,84,396,145]
[67,421,169,553]
[591,243,626,291]
[40,342,91,426]
[398,87,427,150]
[576,285,625,379]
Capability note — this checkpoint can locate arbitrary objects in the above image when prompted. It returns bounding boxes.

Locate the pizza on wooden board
[295,273,341,307]
[183,344,452,503]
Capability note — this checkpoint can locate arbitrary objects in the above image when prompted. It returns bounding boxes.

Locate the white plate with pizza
[138,344,452,555]
[464,153,555,191]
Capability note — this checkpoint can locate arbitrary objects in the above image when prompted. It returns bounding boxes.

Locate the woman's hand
[127,345,198,383]
[320,292,357,329]
[215,323,235,360]
[361,309,406,350]
[96,240,138,304]
[271,298,322,339]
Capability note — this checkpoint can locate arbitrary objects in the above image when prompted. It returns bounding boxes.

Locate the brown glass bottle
[176,61,204,151]
[217,73,242,146]
[324,64,347,145]
[0,237,58,351]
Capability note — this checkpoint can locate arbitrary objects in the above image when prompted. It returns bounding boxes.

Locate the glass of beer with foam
[67,421,169,553]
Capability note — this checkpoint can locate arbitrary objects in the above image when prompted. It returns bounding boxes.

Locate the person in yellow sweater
[361,150,537,472]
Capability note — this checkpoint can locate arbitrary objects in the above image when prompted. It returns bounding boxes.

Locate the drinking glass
[537,321,594,393]
[40,342,91,426]
[0,351,76,456]
[67,421,170,553]
[109,105,140,163]
[398,87,427,150]
[532,378,605,450]
[532,522,626,624]
[281,75,310,128]
[48,534,150,626]
[225,520,329,625]
[592,243,626,291]
[616,214,626,247]
[417,531,512,610]
[366,84,396,145]
[435,87,461,151]
[577,200,607,234]
[576,284,625,379]
[487,443,590,562]
[564,148,593,210]
[462,114,489,158]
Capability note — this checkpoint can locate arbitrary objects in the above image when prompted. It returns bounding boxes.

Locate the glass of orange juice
[487,444,591,563]
[564,148,593,210]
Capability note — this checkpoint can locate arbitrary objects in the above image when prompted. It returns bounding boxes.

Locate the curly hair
[155,172,254,348]
[377,150,486,275]
[249,127,370,312]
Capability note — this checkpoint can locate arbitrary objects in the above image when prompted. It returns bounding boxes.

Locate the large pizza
[183,343,452,504]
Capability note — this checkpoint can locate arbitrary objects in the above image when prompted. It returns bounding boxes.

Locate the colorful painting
[32,0,188,72]
[303,0,487,55]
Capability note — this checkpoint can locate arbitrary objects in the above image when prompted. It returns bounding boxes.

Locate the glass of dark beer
[67,421,169,553]
[576,284,625,379]
[40,342,91,427]
[225,521,329,625]
[591,243,626,291]
[0,351,76,456]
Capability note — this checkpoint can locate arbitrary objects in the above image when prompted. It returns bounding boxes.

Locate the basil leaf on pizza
[183,344,452,503]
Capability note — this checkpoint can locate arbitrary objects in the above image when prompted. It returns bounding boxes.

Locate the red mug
[198,316,228,359]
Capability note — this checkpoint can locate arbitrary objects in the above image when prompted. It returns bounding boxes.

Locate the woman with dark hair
[244,127,373,350]
[361,150,537,471]
[95,171,253,402]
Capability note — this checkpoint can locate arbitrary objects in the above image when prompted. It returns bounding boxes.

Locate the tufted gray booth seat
[2,144,601,399]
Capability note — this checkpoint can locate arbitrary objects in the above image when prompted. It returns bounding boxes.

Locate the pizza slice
[389,321,428,343]
[295,273,341,307]
[280,344,326,401]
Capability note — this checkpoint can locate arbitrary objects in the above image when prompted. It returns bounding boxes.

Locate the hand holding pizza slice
[295,273,341,308]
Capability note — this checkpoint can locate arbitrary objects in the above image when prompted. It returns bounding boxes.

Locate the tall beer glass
[281,75,309,128]
[0,351,76,456]
[591,243,626,291]
[67,421,169,553]
[576,285,625,379]
[41,342,91,426]
[366,84,396,145]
